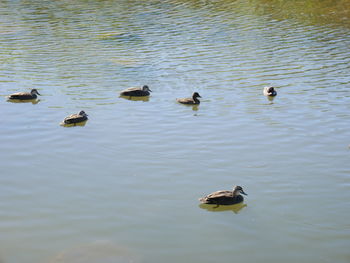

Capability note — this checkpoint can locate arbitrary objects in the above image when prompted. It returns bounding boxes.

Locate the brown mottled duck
[199,185,247,207]
[8,89,41,100]
[120,85,151,97]
[176,92,201,105]
[62,111,88,125]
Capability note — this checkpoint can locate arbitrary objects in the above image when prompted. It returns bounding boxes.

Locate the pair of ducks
[7,89,88,125]
[120,85,202,105]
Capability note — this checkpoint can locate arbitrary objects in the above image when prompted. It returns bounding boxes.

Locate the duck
[176,92,201,105]
[199,185,247,207]
[8,89,41,100]
[263,86,277,96]
[62,111,88,125]
[120,85,152,97]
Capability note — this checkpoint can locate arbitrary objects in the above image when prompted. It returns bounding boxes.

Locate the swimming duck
[263,86,277,96]
[62,111,88,125]
[199,185,247,207]
[120,85,152,97]
[8,89,41,100]
[176,92,201,105]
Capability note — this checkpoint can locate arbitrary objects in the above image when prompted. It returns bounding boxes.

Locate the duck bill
[36,91,41,95]
[241,191,248,196]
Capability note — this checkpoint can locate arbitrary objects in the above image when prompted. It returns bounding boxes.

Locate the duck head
[31,89,41,96]
[267,87,275,94]
[142,85,152,92]
[233,185,247,196]
[78,110,88,117]
[193,92,201,99]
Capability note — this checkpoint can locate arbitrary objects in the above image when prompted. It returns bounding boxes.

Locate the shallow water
[0,0,349,262]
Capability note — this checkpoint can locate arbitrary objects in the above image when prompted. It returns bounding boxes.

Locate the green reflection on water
[179,0,350,28]
[7,98,40,105]
[119,95,150,102]
[199,202,247,213]
[60,120,88,127]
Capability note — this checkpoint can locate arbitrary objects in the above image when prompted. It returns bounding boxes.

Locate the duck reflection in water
[7,98,40,104]
[61,121,88,127]
[191,105,199,111]
[119,95,150,102]
[199,202,247,213]
[266,95,275,103]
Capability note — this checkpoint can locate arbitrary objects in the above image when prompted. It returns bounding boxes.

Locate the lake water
[0,0,349,262]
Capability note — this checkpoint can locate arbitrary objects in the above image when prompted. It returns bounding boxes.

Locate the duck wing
[205,190,233,199]
[120,87,140,95]
[122,87,141,92]
[199,190,233,203]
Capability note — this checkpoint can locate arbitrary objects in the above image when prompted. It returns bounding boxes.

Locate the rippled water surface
[0,0,350,262]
